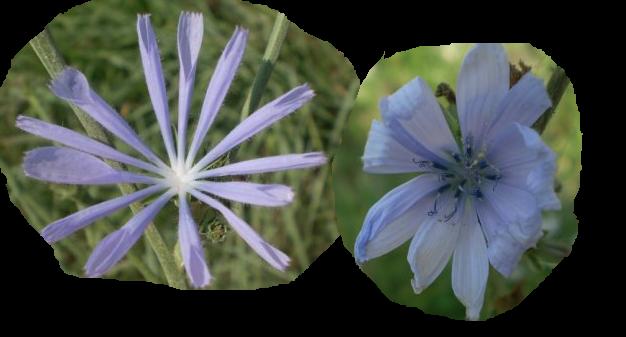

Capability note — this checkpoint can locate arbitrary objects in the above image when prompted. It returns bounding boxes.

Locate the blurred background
[334,44,580,319]
[0,0,358,289]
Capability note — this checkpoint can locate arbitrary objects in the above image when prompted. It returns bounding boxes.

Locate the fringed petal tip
[275,84,315,109]
[49,67,91,103]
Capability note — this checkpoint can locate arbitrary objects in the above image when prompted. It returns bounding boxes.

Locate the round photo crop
[334,43,579,320]
[1,0,358,289]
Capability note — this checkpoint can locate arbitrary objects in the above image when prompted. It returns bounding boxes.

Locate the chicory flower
[355,44,559,319]
[18,12,326,288]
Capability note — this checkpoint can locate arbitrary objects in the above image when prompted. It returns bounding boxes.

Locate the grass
[333,44,580,319]
[0,0,358,289]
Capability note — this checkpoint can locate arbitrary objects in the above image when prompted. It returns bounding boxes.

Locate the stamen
[432,162,448,171]
[412,158,430,168]
[452,152,462,163]
[439,173,455,181]
[465,136,473,157]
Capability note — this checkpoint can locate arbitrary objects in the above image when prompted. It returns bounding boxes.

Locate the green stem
[29,28,187,289]
[533,66,570,134]
[239,13,289,122]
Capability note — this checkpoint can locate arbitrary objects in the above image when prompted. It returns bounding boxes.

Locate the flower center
[413,140,502,223]
[164,164,195,193]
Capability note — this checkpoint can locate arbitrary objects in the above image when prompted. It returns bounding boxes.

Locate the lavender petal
[186,27,248,167]
[178,195,211,288]
[195,152,326,179]
[41,184,165,243]
[195,181,294,207]
[189,190,290,270]
[85,191,174,277]
[191,84,314,173]
[24,147,157,185]
[137,15,177,164]
[176,12,204,163]
[16,115,160,174]
[50,67,165,167]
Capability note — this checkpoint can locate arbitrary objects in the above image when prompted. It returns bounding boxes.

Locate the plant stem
[239,13,289,122]
[29,28,187,289]
[533,66,570,134]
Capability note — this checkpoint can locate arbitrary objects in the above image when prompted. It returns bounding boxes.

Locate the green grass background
[334,44,580,319]
[0,0,358,289]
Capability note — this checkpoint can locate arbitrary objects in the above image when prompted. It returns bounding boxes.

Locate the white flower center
[164,163,195,193]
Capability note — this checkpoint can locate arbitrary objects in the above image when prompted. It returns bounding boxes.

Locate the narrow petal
[355,174,444,264]
[178,195,211,288]
[485,73,552,142]
[195,152,326,179]
[24,147,157,185]
[488,123,560,210]
[176,12,204,163]
[408,194,463,294]
[456,43,509,148]
[452,208,489,321]
[137,15,177,164]
[190,84,315,173]
[41,184,165,243]
[186,27,248,167]
[475,200,528,277]
[50,68,165,167]
[16,115,160,174]
[189,190,290,270]
[362,120,427,174]
[85,191,174,277]
[379,77,458,162]
[194,181,294,207]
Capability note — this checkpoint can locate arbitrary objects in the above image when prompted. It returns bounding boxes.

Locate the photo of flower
[334,43,579,320]
[1,0,358,289]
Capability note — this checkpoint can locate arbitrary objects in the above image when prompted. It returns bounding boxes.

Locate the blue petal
[488,123,560,210]
[362,120,428,174]
[477,183,542,276]
[456,43,509,148]
[407,193,463,294]
[380,77,458,163]
[355,174,443,264]
[485,73,552,143]
[452,207,488,321]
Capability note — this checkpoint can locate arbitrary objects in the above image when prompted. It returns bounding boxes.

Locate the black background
[1,0,603,332]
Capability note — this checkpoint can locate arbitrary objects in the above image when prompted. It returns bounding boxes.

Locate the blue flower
[355,44,560,320]
[17,12,326,288]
